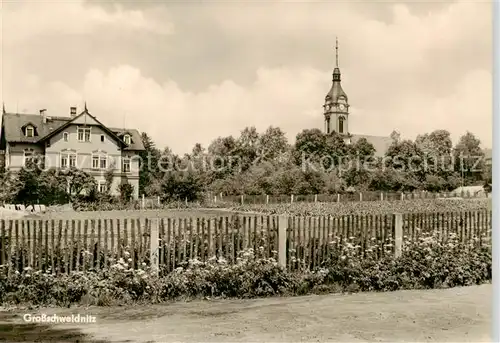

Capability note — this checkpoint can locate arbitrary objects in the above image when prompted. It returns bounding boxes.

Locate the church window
[339,117,344,133]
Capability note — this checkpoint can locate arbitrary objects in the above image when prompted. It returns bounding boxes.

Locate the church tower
[324,38,351,143]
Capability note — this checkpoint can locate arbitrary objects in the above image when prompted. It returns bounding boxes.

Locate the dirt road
[0,284,491,342]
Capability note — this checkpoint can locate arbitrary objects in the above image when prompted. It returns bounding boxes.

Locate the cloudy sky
[0,0,492,154]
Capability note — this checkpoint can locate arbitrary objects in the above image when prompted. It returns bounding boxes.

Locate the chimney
[70,106,77,117]
[40,109,47,123]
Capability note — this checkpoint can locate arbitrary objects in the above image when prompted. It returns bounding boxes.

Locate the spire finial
[84,101,88,112]
[335,37,339,67]
[2,102,5,115]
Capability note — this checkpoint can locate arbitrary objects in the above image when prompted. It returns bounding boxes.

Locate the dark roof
[351,134,393,157]
[2,113,68,143]
[1,112,145,151]
[108,127,145,151]
[325,68,348,102]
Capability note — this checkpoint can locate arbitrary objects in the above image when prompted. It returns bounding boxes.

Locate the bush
[0,232,491,307]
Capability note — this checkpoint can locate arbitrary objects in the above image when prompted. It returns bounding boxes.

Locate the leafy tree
[416,130,454,180]
[61,168,97,197]
[104,163,115,195]
[160,171,204,202]
[139,132,161,196]
[119,183,134,203]
[256,126,289,162]
[349,137,376,158]
[38,168,70,205]
[14,160,43,205]
[453,132,485,185]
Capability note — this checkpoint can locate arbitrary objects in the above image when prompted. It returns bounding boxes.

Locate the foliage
[0,232,491,307]
[119,183,134,203]
[1,126,491,207]
[226,198,491,217]
[160,171,204,202]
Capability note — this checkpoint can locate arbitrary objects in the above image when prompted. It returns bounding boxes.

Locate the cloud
[0,1,492,154]
[1,0,173,42]
[1,63,491,155]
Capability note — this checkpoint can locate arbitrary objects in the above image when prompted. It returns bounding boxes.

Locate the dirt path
[0,284,491,342]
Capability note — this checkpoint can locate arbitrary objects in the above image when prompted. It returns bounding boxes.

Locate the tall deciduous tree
[453,132,485,185]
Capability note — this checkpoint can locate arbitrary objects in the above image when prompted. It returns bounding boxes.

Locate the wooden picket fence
[0,210,492,275]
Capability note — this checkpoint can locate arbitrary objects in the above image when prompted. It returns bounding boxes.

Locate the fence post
[359,192,363,202]
[392,213,403,258]
[314,194,318,203]
[157,196,160,206]
[240,195,244,205]
[150,218,159,276]
[278,215,288,268]
[291,194,294,203]
[266,194,269,204]
[380,192,384,201]
[401,192,404,201]
[337,193,340,202]
[141,194,145,209]
[214,196,217,203]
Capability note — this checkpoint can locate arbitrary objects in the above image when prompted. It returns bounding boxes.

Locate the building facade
[0,105,145,199]
[322,39,392,157]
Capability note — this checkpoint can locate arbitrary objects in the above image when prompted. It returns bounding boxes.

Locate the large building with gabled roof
[0,105,145,199]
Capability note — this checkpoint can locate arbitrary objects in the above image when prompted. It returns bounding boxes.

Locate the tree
[62,168,97,197]
[119,183,134,203]
[139,132,161,196]
[235,126,260,172]
[38,168,70,205]
[160,171,204,202]
[390,130,401,144]
[385,139,424,180]
[14,160,43,205]
[453,132,485,185]
[416,130,454,179]
[349,137,376,158]
[293,129,344,170]
[256,126,289,162]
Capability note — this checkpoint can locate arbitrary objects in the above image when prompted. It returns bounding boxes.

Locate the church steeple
[332,37,341,81]
[323,37,350,140]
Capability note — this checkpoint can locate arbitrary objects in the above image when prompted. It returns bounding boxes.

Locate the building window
[77,127,91,142]
[98,182,107,193]
[61,154,68,168]
[24,149,34,166]
[69,154,77,168]
[338,117,344,134]
[122,158,131,173]
[63,132,69,142]
[25,126,34,137]
[92,156,99,169]
[100,156,107,169]
[123,134,131,145]
[101,135,105,142]
[61,153,77,169]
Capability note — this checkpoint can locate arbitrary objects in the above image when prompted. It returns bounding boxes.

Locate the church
[322,39,392,157]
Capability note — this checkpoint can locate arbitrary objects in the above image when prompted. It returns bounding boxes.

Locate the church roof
[325,75,348,102]
[351,134,393,157]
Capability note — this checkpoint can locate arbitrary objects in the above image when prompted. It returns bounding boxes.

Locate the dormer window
[25,125,34,137]
[123,134,131,145]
